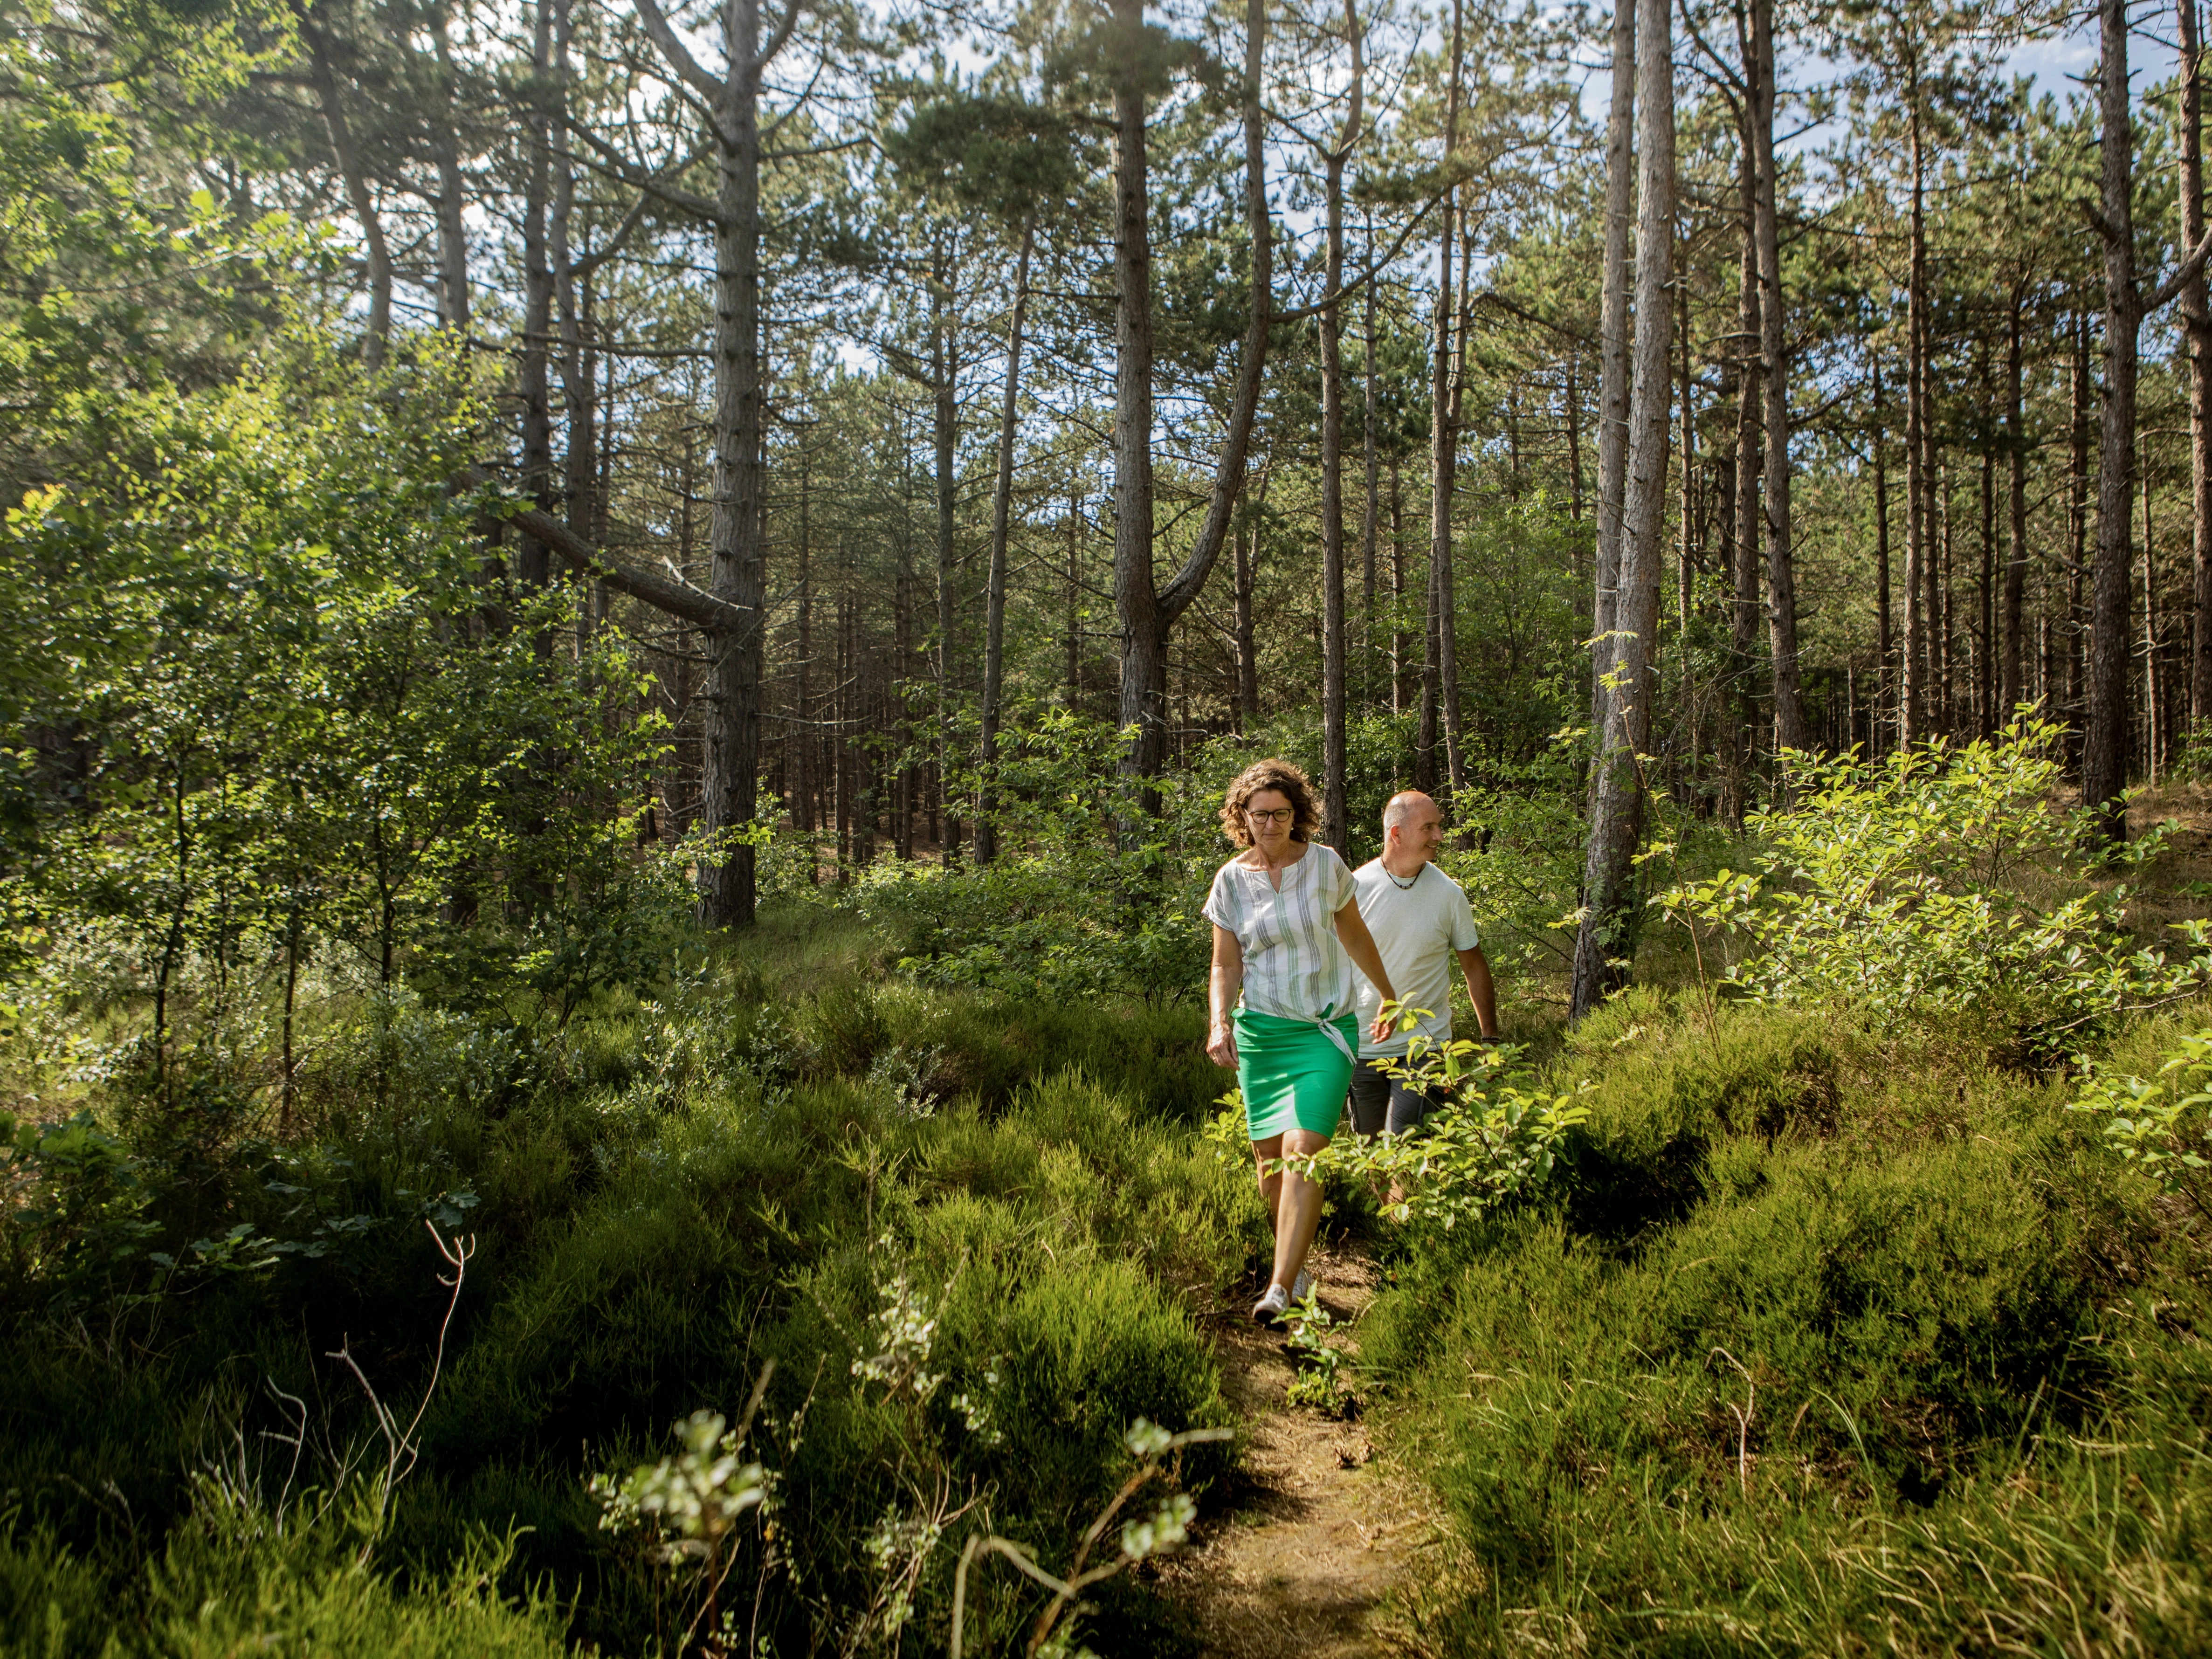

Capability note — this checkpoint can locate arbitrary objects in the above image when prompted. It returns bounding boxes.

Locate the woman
[1203,758,1398,1323]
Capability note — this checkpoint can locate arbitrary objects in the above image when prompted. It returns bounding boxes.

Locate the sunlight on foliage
[1652,718,2212,1050]
[2072,1026,2212,1210]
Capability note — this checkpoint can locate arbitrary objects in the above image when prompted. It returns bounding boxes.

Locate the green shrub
[2,1490,569,1659]
[1367,993,2212,1656]
[1653,719,2212,1056]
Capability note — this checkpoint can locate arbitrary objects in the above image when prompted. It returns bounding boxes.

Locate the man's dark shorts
[1347,1056,1445,1138]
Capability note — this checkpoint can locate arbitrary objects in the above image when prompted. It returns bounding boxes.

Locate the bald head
[1382,791,1437,836]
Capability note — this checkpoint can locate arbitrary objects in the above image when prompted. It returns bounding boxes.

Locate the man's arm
[1457,945,1499,1039]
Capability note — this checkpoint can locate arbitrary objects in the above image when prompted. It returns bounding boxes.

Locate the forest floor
[1155,1235,1439,1657]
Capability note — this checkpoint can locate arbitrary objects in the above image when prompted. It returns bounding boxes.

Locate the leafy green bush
[1654,719,2212,1054]
[1365,989,2212,1655]
[1222,1036,1590,1234]
[2072,1022,2212,1213]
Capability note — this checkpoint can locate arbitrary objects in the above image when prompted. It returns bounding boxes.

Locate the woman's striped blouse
[1202,843,1356,1024]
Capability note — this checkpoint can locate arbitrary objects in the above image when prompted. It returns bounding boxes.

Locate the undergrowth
[1364,987,2212,1655]
[0,903,1252,1656]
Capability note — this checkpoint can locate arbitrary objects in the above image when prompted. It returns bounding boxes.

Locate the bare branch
[633,0,726,105]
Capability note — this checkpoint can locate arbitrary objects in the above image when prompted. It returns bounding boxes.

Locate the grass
[1363,986,2212,1655]
[10,805,2212,1656]
[0,901,1253,1657]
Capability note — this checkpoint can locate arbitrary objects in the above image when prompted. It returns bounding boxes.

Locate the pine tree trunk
[2184,0,2212,726]
[1109,0,1165,785]
[1873,352,1893,749]
[1065,488,1082,704]
[1592,0,1635,739]
[696,0,769,924]
[1362,210,1381,708]
[1750,0,1805,752]
[2004,297,2028,716]
[2087,0,2139,843]
[428,3,470,333]
[1113,0,1271,795]
[794,441,813,835]
[302,21,390,367]
[1233,520,1258,732]
[931,240,962,864]
[1318,5,1363,854]
[1389,458,1407,714]
[1571,0,1674,1018]
[1903,86,1929,747]
[2070,311,2091,731]
[550,0,594,547]
[1427,0,1465,803]
[518,0,555,606]
[1729,132,1762,817]
[977,220,1034,867]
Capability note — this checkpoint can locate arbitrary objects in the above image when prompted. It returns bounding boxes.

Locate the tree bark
[1319,0,1364,853]
[2003,295,2028,716]
[2184,0,2212,725]
[518,0,556,606]
[302,18,390,367]
[632,0,787,924]
[1233,517,1258,731]
[2086,0,2139,843]
[1873,351,1893,747]
[976,218,1034,866]
[1318,12,1364,846]
[1113,0,1272,793]
[794,432,813,834]
[2071,310,2091,727]
[1363,209,1381,709]
[1428,0,1468,800]
[1389,456,1407,713]
[1571,0,1673,1019]
[427,2,470,333]
[1750,0,1805,751]
[550,0,595,544]
[1903,75,1929,748]
[1592,0,1635,726]
[1065,487,1082,704]
[1729,122,1761,818]
[930,234,962,863]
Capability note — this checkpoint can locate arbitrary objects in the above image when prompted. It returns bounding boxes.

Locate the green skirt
[1235,1007,1357,1141]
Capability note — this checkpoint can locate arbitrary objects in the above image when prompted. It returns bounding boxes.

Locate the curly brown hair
[1220,758,1321,847]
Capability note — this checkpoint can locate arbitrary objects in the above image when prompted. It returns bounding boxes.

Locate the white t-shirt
[1349,859,1482,1058]
[1202,843,1357,1024]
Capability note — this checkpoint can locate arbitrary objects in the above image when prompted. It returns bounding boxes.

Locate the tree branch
[2146,222,2212,311]
[454,468,742,632]
[559,126,720,221]
[1158,0,1271,623]
[754,0,803,72]
[1275,189,1443,323]
[633,0,727,106]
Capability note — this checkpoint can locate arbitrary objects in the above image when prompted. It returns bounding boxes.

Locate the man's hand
[1206,1019,1238,1069]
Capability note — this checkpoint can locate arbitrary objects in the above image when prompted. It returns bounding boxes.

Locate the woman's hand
[1369,998,1399,1048]
[1207,923,1244,1071]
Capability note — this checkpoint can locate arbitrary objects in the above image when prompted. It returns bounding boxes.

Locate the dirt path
[1153,1237,1433,1657]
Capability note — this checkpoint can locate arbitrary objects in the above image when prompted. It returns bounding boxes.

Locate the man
[1346,791,1498,1136]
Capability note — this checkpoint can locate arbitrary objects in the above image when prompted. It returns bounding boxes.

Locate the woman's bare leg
[1267,1128,1331,1292]
[1251,1133,1286,1250]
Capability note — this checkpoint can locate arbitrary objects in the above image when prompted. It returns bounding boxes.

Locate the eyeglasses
[1244,807,1293,825]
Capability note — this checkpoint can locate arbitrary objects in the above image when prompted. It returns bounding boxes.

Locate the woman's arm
[1207,925,1244,1068]
[1334,902,1399,1045]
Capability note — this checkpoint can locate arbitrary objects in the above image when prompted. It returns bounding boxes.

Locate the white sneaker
[1291,1269,1315,1304]
[1252,1283,1290,1324]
